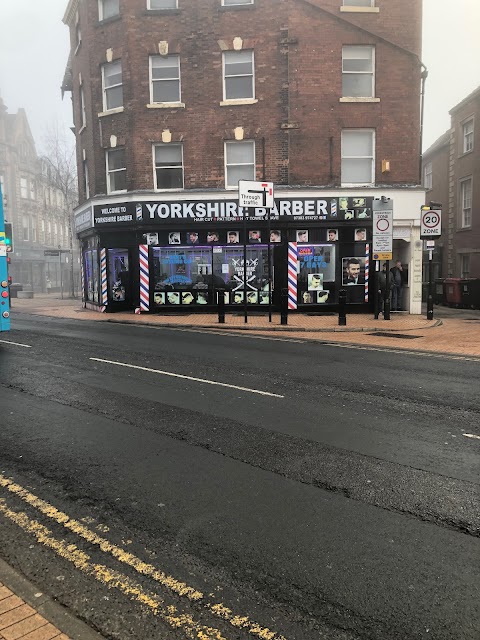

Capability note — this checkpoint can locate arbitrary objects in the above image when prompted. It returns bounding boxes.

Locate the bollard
[280,288,288,325]
[217,288,225,324]
[338,288,347,326]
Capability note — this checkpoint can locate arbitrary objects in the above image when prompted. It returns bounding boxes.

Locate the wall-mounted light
[382,159,391,173]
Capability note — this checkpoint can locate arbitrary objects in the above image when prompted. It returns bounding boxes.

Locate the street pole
[427,248,434,320]
[383,259,391,320]
[267,207,272,323]
[374,260,380,319]
[243,208,248,324]
[59,252,63,300]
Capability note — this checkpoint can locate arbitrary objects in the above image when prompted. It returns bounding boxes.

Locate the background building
[0,96,80,294]
[423,86,479,279]
[63,0,425,314]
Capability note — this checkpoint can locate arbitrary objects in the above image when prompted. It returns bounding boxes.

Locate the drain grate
[368,332,422,339]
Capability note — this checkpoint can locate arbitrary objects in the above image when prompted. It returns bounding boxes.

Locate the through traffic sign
[421,209,441,238]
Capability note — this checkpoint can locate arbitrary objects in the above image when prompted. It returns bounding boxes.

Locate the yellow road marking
[0,498,226,640]
[0,474,287,640]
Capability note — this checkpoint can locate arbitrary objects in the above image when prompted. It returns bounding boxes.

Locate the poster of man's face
[355,228,367,241]
[308,273,323,291]
[187,231,199,244]
[169,232,181,245]
[246,291,258,304]
[317,290,329,304]
[270,230,281,243]
[342,257,366,286]
[233,291,244,304]
[167,292,180,304]
[249,230,261,243]
[227,231,239,244]
[296,230,308,243]
[143,233,158,246]
[327,229,338,242]
[153,292,165,305]
[207,231,219,243]
[182,292,194,305]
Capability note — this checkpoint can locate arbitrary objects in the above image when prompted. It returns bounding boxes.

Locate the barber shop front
[74,189,424,315]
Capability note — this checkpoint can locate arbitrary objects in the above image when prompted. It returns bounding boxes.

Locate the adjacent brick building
[423,86,480,279]
[63,0,425,314]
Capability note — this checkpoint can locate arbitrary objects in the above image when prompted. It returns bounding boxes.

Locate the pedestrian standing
[390,260,404,311]
[46,277,52,294]
[378,263,393,314]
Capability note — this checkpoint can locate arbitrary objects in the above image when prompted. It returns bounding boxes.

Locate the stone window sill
[339,97,380,103]
[146,102,185,109]
[98,107,125,117]
[220,98,258,106]
[340,6,379,13]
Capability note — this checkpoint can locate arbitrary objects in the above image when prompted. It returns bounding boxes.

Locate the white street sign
[420,209,442,238]
[372,210,393,260]
[238,180,274,209]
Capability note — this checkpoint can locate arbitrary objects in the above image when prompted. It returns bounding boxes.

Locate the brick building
[0,96,78,293]
[422,86,479,279]
[63,0,425,314]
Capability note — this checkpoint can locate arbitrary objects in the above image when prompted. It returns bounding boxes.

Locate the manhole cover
[369,332,422,339]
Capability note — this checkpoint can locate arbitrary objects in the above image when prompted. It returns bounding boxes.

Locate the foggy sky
[0,0,478,155]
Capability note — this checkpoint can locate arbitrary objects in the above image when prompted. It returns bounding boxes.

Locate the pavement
[8,293,480,358]
[2,293,480,638]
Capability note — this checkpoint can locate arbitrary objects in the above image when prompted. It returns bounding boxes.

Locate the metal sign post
[373,199,393,320]
[421,206,442,321]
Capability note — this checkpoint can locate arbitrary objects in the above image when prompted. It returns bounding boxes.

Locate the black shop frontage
[74,193,376,314]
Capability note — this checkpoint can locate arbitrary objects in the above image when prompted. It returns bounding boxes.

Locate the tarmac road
[0,313,479,640]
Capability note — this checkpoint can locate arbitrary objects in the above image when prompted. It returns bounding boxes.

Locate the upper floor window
[153,144,184,190]
[222,0,254,5]
[80,83,86,128]
[20,177,28,199]
[342,46,375,97]
[83,158,90,199]
[150,55,181,103]
[102,61,123,111]
[423,162,432,190]
[463,119,474,153]
[223,50,254,101]
[460,178,472,228]
[148,0,177,7]
[99,0,120,21]
[30,179,36,200]
[343,0,374,6]
[106,148,127,194]
[461,255,470,278]
[22,216,29,242]
[32,219,37,243]
[341,129,375,185]
[225,140,255,188]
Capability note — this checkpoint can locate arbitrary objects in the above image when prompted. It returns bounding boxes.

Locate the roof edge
[449,85,480,115]
[63,0,80,25]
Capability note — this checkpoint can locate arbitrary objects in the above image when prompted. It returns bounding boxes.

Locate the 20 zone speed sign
[420,209,442,239]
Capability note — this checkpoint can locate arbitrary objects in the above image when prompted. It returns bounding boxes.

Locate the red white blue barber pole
[364,243,370,302]
[287,242,298,310]
[139,244,150,312]
[100,248,108,312]
[80,256,85,303]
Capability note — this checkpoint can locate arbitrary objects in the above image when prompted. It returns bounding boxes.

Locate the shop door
[108,248,132,309]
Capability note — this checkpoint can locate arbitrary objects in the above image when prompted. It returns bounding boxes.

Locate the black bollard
[338,288,347,326]
[217,288,225,324]
[280,288,288,325]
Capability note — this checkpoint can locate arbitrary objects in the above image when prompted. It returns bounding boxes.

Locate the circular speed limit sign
[376,218,390,232]
[421,209,442,238]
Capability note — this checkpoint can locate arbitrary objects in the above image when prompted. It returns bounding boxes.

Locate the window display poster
[308,273,323,291]
[227,231,240,244]
[270,230,281,243]
[327,229,338,242]
[355,228,367,242]
[298,245,335,282]
[296,230,308,243]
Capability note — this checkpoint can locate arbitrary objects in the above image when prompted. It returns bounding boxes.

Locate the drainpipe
[419,64,428,185]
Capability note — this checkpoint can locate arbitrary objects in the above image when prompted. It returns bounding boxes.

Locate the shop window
[106,148,127,194]
[102,60,123,111]
[225,140,255,188]
[153,144,184,189]
[212,246,272,304]
[341,129,375,185]
[223,50,254,101]
[152,246,213,307]
[99,0,119,21]
[342,46,374,97]
[84,249,99,303]
[108,249,129,302]
[150,55,181,104]
[297,245,336,305]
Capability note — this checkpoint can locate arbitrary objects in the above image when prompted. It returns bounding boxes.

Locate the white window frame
[153,144,184,191]
[224,140,256,189]
[341,129,375,186]
[424,161,432,190]
[20,177,28,199]
[222,0,254,5]
[342,45,375,98]
[149,55,181,104]
[106,148,127,194]
[463,118,474,154]
[22,216,29,242]
[30,179,35,200]
[147,0,178,8]
[98,0,120,21]
[80,83,86,128]
[461,255,470,278]
[222,50,255,101]
[460,177,472,228]
[83,158,90,199]
[102,60,124,111]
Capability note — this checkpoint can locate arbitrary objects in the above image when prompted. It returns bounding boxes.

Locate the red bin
[444,278,462,307]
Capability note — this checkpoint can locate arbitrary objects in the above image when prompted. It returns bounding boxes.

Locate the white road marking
[320,342,480,362]
[166,327,305,343]
[463,433,480,440]
[90,357,284,398]
[0,339,32,348]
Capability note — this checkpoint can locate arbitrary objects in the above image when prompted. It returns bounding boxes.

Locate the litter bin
[460,278,480,309]
[444,278,462,307]
[9,283,23,298]
[433,279,445,305]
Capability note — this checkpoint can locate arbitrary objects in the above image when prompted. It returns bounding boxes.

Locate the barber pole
[80,256,85,303]
[139,244,150,312]
[287,242,298,310]
[100,249,108,310]
[364,243,370,302]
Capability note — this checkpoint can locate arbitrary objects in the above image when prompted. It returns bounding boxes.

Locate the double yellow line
[0,474,286,640]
